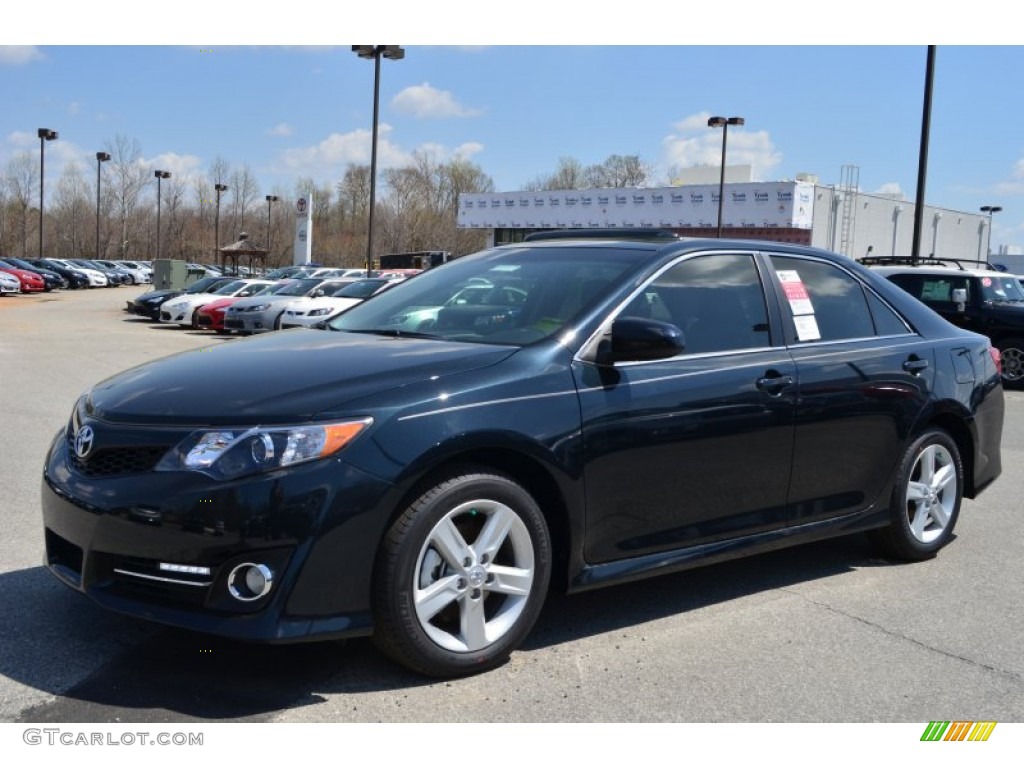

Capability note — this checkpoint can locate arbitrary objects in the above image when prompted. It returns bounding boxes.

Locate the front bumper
[41,426,394,642]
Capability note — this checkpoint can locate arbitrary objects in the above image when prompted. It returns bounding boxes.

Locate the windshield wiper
[342,328,440,339]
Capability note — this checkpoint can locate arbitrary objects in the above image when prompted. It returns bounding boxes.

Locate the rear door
[767,255,934,525]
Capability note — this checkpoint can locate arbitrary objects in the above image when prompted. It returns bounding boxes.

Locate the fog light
[227,563,274,601]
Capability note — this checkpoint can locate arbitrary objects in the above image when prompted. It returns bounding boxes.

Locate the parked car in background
[0,261,46,293]
[280,277,397,329]
[41,232,1005,678]
[97,259,151,284]
[194,295,251,334]
[46,258,107,287]
[126,276,237,320]
[0,269,21,295]
[868,256,1024,387]
[222,278,346,334]
[159,278,276,327]
[0,258,68,291]
[31,259,90,289]
[71,259,129,287]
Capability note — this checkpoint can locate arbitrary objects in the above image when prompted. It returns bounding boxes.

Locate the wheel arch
[381,446,575,593]
[924,409,976,497]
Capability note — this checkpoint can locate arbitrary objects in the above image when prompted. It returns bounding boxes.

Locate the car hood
[136,289,184,304]
[87,329,518,425]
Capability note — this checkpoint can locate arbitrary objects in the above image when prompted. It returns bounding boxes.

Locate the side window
[866,291,912,336]
[770,256,874,342]
[621,253,770,354]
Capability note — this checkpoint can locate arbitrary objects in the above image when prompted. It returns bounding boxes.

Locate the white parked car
[159,278,276,327]
[280,278,397,329]
[0,270,21,295]
[45,258,108,287]
[113,260,154,284]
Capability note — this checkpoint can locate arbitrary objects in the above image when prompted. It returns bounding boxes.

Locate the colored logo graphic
[921,721,997,741]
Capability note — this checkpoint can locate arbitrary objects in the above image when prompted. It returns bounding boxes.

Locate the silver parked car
[222,278,338,333]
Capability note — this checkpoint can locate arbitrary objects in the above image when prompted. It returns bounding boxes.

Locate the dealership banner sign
[458,182,815,231]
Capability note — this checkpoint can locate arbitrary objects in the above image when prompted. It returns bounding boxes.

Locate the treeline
[0,135,496,268]
[0,134,653,267]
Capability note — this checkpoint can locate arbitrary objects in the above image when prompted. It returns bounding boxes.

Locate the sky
[3,4,1024,251]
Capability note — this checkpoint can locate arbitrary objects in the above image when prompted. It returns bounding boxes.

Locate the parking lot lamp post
[980,205,1002,260]
[707,116,743,238]
[154,170,171,259]
[37,128,59,258]
[95,152,111,258]
[215,183,228,269]
[352,45,405,274]
[266,195,279,261]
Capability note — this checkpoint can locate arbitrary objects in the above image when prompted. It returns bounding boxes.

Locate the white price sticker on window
[776,270,814,316]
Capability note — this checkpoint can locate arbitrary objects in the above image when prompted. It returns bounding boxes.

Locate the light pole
[37,128,59,258]
[214,183,228,269]
[707,116,743,238]
[154,170,171,259]
[95,152,110,258]
[352,45,405,273]
[266,195,279,262]
[980,205,1002,260]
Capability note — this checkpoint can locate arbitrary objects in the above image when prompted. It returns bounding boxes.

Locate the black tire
[869,428,962,561]
[997,337,1024,388]
[372,468,551,678]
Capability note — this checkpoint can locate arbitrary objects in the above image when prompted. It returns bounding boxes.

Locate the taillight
[989,346,1002,378]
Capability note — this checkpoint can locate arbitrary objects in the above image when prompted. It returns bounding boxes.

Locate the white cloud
[392,82,482,119]
[142,152,205,183]
[267,122,294,137]
[277,125,413,179]
[660,111,782,181]
[452,142,484,160]
[874,182,903,197]
[68,101,81,116]
[0,46,43,65]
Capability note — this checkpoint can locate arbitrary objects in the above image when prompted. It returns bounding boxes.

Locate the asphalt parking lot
[2,287,1023,723]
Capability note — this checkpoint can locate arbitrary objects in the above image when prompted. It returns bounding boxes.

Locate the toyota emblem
[74,425,95,459]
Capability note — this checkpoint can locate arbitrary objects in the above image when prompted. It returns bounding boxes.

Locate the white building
[458,171,995,265]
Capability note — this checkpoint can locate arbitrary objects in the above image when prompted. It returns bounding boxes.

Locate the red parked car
[194,296,241,334]
[0,263,46,293]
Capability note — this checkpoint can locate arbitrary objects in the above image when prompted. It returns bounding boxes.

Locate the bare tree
[52,161,91,257]
[103,134,150,259]
[585,154,651,188]
[228,164,260,238]
[4,151,39,257]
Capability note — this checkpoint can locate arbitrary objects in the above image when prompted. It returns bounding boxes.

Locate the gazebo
[218,232,268,275]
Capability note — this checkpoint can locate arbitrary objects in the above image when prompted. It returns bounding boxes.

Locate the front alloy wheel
[373,469,551,677]
[870,428,962,560]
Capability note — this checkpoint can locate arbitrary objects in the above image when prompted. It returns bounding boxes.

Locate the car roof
[869,264,1009,279]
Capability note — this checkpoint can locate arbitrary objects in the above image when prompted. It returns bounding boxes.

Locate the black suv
[43,234,1004,678]
[868,257,1024,387]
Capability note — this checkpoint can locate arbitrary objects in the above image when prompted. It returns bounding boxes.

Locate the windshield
[328,246,643,345]
[334,279,389,298]
[214,280,249,295]
[980,274,1024,302]
[273,278,323,296]
[185,277,225,293]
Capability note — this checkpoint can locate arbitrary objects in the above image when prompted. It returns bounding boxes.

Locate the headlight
[248,303,271,312]
[308,308,331,316]
[154,418,373,480]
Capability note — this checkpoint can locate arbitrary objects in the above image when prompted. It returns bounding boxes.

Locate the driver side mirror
[952,288,967,312]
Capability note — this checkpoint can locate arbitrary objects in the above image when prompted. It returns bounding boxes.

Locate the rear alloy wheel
[997,337,1024,387]
[373,469,551,678]
[869,428,962,561]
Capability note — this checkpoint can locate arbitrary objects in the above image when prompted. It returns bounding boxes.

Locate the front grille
[160,311,171,321]
[68,436,168,476]
[224,318,243,329]
[195,315,212,327]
